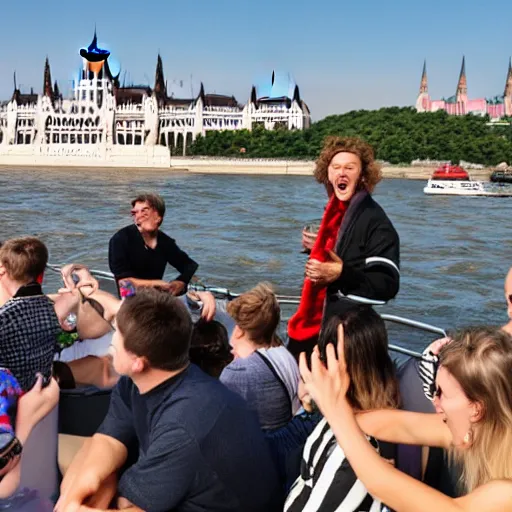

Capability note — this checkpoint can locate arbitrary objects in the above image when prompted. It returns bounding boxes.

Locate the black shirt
[108,224,198,284]
[97,364,283,512]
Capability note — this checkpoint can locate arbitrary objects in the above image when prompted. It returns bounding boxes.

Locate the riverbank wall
[0,154,494,180]
[169,157,493,180]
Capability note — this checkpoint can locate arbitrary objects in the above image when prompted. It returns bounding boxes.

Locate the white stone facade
[0,49,310,168]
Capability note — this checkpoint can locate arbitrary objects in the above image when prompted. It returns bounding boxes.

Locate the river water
[1,166,510,354]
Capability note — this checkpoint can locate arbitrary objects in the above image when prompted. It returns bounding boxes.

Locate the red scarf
[288,195,347,341]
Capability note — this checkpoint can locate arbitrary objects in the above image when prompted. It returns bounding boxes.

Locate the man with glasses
[108,193,198,297]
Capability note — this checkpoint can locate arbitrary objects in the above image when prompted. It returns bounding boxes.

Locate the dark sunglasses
[0,436,22,470]
[508,294,512,303]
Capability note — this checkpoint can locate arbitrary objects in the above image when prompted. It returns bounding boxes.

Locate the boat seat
[58,434,88,476]
[59,386,112,437]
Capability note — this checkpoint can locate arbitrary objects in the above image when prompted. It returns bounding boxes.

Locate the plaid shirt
[0,284,60,391]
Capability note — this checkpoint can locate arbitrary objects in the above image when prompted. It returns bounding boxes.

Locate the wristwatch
[0,435,22,470]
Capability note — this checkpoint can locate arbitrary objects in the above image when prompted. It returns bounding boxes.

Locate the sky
[1,0,512,120]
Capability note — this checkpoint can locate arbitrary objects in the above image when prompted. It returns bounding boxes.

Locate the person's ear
[132,356,147,374]
[232,324,244,339]
[469,401,484,424]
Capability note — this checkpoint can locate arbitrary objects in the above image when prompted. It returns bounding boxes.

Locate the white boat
[423,179,512,196]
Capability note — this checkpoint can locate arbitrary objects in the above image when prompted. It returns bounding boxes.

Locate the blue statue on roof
[79,30,110,62]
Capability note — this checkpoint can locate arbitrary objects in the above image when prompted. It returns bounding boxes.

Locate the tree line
[188,107,512,166]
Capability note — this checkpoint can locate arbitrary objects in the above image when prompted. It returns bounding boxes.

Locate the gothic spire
[198,82,205,103]
[43,57,54,99]
[292,84,301,103]
[419,59,428,94]
[154,54,166,100]
[250,85,257,105]
[456,56,467,98]
[504,57,512,97]
[54,80,61,100]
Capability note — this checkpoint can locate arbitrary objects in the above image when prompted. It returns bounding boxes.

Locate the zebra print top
[284,418,391,512]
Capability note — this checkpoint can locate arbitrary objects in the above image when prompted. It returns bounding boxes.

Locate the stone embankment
[170,157,493,180]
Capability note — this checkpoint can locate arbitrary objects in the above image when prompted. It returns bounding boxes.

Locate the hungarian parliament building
[0,32,311,167]
[415,56,512,118]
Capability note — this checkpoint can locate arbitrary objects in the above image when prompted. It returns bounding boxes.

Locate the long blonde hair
[439,327,512,493]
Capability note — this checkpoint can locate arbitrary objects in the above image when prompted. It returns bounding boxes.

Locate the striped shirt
[284,418,385,512]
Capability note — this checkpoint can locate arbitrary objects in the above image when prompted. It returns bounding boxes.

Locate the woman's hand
[424,336,452,356]
[299,326,351,418]
[305,250,343,286]
[16,375,60,430]
[167,280,186,296]
[60,264,99,297]
[196,291,216,321]
[187,291,217,321]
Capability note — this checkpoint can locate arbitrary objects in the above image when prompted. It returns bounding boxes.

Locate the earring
[463,429,473,445]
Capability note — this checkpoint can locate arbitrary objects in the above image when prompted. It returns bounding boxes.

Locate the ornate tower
[153,54,167,105]
[504,58,512,117]
[415,60,430,112]
[419,59,428,94]
[43,57,54,100]
[456,56,467,102]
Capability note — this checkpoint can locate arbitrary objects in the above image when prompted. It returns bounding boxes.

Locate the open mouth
[336,180,349,192]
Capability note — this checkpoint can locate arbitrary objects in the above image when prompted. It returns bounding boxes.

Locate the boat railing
[46,264,445,360]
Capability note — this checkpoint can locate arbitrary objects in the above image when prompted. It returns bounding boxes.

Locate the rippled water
[1,166,511,353]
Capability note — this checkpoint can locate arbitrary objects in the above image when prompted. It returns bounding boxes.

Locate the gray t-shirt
[219,346,300,431]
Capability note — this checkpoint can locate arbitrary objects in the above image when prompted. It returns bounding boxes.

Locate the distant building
[415,57,512,119]
[0,31,310,167]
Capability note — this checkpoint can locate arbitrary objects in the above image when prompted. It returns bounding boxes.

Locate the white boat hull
[424,179,512,197]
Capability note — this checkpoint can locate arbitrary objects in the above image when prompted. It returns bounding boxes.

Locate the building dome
[255,71,296,100]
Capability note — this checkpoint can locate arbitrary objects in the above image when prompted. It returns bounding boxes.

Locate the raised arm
[300,344,512,512]
[356,409,452,449]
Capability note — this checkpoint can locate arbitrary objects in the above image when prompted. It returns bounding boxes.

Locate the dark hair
[131,193,166,219]
[189,319,233,378]
[116,288,192,371]
[0,237,48,282]
[318,304,399,411]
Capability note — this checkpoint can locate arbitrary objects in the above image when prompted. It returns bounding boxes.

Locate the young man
[56,288,282,512]
[108,193,198,296]
[0,237,60,391]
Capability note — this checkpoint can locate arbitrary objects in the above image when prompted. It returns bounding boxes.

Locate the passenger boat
[490,169,512,184]
[423,164,512,196]
[430,164,470,181]
[15,264,446,509]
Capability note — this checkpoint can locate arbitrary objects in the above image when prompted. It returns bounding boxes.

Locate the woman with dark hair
[288,136,400,358]
[189,319,233,378]
[301,326,512,512]
[285,304,400,511]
